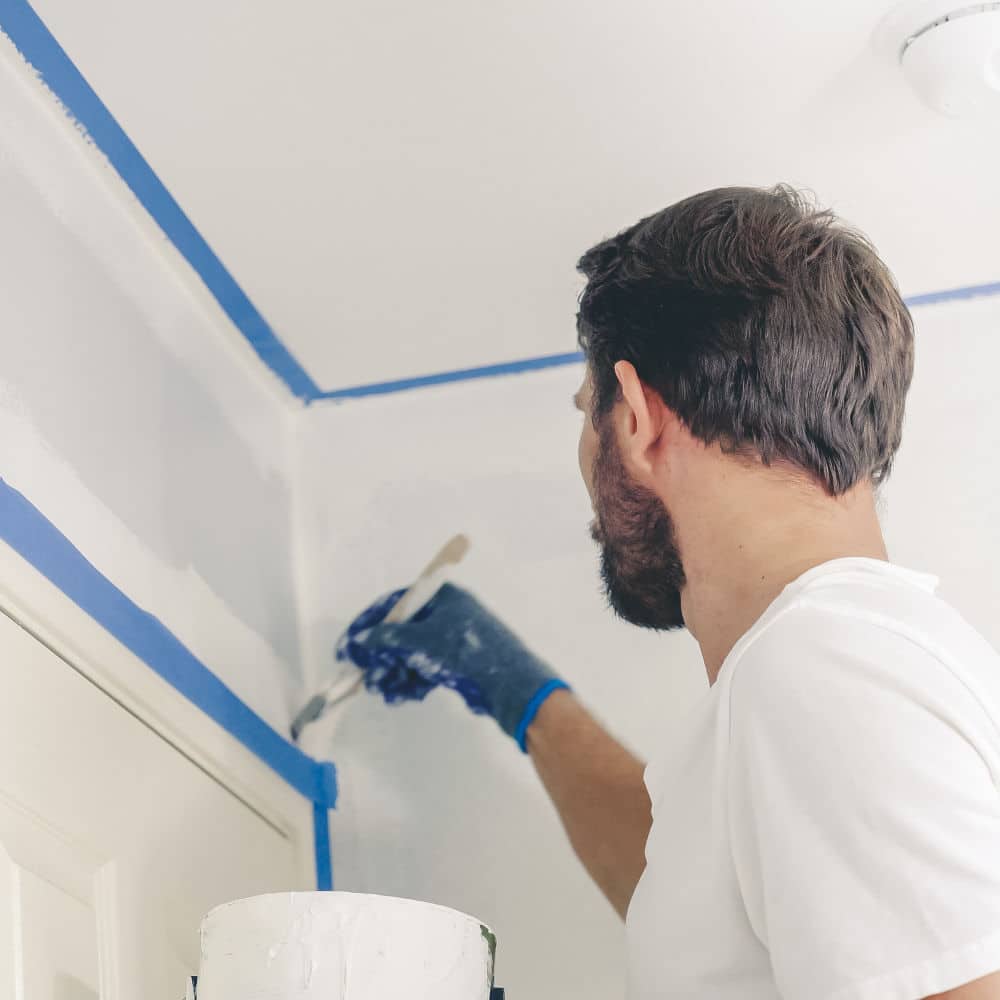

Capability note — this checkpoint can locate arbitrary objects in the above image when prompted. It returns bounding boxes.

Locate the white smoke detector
[877,1,1000,116]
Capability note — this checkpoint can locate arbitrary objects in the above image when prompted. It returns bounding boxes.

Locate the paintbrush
[290,534,471,741]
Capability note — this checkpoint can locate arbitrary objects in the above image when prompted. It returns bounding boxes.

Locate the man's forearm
[526,688,651,918]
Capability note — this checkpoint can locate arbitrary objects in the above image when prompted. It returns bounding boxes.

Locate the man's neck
[676,475,888,685]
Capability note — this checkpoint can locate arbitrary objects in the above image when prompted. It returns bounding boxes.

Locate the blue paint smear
[313,800,333,890]
[0,476,337,809]
[0,0,319,401]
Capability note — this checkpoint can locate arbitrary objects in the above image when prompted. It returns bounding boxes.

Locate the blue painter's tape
[310,278,1000,403]
[313,801,333,891]
[0,0,319,402]
[315,760,338,813]
[4,0,1000,413]
[0,476,337,809]
[904,280,1000,308]
[514,679,571,754]
[313,351,587,402]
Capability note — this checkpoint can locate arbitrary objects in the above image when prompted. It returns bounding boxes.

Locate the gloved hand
[336,583,569,752]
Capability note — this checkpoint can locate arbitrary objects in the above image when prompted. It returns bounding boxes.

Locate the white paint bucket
[197,891,496,1000]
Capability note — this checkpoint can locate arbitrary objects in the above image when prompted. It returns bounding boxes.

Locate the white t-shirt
[626,558,1000,1000]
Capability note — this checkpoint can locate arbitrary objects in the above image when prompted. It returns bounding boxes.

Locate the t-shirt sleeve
[727,604,1000,1000]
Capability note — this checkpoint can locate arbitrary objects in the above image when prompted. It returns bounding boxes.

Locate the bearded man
[342,186,1000,1000]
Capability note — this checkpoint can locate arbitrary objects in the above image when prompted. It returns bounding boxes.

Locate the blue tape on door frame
[0,0,319,402]
[0,476,338,815]
[313,801,333,891]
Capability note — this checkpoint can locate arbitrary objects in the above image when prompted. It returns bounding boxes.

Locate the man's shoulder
[725,573,1000,743]
[741,562,992,669]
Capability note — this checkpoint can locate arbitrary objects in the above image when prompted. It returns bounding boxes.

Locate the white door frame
[0,482,334,891]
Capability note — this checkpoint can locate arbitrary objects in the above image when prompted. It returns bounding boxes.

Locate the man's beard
[590,420,686,630]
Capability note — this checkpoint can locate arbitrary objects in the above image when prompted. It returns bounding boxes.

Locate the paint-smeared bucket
[197,891,496,999]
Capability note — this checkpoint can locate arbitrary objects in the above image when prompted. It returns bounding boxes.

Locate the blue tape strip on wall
[904,280,1000,308]
[0,476,338,812]
[313,801,334,891]
[314,352,587,402]
[4,1,1000,407]
[314,280,1000,401]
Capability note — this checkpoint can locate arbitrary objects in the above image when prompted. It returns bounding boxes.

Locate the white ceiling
[29,0,1000,395]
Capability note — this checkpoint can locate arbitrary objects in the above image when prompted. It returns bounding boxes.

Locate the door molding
[0,479,333,888]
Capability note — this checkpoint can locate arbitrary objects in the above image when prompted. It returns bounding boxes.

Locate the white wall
[0,35,303,731]
[882,293,1000,650]
[294,293,1000,998]
[294,362,707,998]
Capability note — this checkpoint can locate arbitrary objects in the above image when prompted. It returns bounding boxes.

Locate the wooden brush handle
[382,533,470,624]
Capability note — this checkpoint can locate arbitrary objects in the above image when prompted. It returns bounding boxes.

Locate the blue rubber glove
[336,583,569,751]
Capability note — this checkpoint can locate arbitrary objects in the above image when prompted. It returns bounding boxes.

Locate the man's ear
[614,361,670,478]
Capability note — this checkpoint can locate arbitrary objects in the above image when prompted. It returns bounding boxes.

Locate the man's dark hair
[575,185,914,496]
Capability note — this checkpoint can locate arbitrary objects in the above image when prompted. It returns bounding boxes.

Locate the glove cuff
[513,679,572,753]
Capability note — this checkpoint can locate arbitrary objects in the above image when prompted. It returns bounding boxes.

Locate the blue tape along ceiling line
[903,280,1000,308]
[0,476,337,888]
[314,351,587,402]
[5,5,999,408]
[312,280,1000,400]
[0,0,319,402]
[314,280,1000,401]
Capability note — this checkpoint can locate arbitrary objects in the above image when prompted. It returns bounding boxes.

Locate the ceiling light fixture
[877,1,1000,116]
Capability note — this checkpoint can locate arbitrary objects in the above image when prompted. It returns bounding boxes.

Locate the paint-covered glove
[337,583,569,752]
